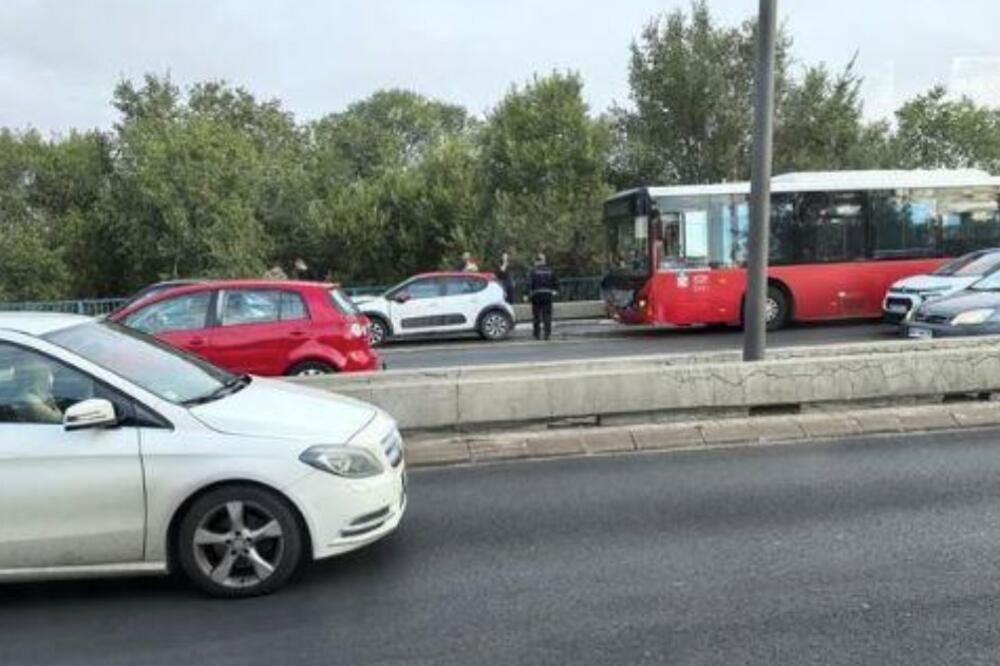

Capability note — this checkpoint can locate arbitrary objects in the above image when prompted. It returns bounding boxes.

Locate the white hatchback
[353,272,516,346]
[0,313,405,597]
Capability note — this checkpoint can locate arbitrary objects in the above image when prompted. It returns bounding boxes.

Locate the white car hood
[353,295,390,316]
[190,377,377,443]
[890,274,978,292]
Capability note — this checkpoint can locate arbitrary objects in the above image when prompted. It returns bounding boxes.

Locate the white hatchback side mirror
[64,399,118,431]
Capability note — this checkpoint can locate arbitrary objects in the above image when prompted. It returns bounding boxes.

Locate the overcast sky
[2,0,999,134]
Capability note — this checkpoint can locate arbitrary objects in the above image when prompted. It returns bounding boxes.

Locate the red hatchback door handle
[289,330,307,337]
[189,336,206,347]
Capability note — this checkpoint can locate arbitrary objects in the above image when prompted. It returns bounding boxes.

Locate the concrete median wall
[513,300,606,321]
[295,336,1000,434]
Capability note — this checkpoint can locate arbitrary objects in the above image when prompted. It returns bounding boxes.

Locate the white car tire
[478,310,514,341]
[177,484,304,598]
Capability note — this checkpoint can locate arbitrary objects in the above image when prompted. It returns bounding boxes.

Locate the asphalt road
[381,319,897,369]
[7,428,1000,665]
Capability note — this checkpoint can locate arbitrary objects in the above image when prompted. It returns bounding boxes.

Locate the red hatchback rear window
[328,288,360,315]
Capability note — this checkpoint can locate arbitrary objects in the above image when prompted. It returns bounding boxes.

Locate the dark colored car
[109,280,378,375]
[904,269,1000,339]
[115,279,203,313]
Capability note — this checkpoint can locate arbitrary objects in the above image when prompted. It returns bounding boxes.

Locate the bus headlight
[951,309,995,325]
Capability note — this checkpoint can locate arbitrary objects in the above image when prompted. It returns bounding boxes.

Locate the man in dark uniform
[528,252,559,341]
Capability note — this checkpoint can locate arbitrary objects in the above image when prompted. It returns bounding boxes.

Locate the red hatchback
[109,280,379,376]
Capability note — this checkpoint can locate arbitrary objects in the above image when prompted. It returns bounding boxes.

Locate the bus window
[938,186,1000,254]
[871,191,940,259]
[658,213,682,268]
[682,211,709,265]
[797,191,865,263]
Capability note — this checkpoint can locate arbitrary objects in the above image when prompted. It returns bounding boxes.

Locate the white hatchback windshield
[44,321,235,404]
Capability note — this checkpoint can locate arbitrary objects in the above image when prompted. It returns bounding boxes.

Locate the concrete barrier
[513,300,606,321]
[296,335,1000,434]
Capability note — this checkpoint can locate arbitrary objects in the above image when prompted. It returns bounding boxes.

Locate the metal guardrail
[0,276,603,314]
[0,298,128,316]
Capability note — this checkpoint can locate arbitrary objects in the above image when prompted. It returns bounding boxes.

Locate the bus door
[652,212,681,269]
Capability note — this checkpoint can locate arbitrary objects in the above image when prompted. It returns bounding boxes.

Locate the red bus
[602,170,1000,329]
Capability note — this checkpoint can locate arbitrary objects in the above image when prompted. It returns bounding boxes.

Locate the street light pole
[742,0,778,362]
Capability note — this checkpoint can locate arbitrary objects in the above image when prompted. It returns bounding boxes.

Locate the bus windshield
[606,214,650,274]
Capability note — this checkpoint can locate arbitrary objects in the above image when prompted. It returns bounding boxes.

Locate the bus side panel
[647,269,745,325]
[774,258,946,321]
[645,258,947,325]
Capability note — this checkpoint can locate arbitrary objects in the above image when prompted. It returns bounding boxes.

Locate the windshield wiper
[182,374,251,406]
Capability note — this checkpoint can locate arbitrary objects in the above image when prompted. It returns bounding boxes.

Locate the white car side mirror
[64,398,118,431]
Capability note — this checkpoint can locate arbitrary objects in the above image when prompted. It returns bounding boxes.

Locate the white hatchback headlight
[951,308,996,325]
[300,445,383,478]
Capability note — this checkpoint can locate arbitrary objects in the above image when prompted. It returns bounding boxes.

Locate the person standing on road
[496,251,515,304]
[528,252,559,341]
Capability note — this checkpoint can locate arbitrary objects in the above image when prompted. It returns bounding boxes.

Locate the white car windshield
[933,252,1000,277]
[43,321,236,404]
[970,271,1000,291]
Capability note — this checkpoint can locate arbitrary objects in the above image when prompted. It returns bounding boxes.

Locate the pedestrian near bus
[528,253,559,341]
[495,251,515,304]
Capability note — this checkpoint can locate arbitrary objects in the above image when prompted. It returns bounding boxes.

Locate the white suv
[353,272,516,346]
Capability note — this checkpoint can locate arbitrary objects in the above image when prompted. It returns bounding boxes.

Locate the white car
[353,272,516,346]
[883,249,1000,324]
[0,313,405,597]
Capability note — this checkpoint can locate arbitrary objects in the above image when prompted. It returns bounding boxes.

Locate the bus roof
[610,169,999,202]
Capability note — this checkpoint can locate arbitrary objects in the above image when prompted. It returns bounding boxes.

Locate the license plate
[908,327,932,339]
[886,304,908,314]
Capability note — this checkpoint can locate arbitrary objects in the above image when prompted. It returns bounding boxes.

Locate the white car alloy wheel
[179,485,302,597]
[193,501,284,588]
[368,318,388,346]
[481,311,512,340]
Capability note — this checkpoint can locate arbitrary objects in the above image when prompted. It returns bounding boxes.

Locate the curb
[403,401,1000,468]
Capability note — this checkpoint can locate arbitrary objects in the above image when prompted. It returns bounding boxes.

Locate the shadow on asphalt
[0,530,411,607]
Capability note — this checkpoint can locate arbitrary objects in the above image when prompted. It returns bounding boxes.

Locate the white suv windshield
[44,321,233,404]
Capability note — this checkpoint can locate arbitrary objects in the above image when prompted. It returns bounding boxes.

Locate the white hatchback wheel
[480,311,513,340]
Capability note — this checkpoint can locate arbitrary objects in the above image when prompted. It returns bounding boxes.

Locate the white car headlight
[951,308,996,325]
[300,445,383,478]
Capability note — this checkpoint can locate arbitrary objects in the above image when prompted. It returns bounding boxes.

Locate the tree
[479,72,611,275]
[0,129,73,300]
[774,60,876,172]
[308,90,479,284]
[892,86,1000,172]
[310,90,472,181]
[610,1,789,187]
[101,75,269,289]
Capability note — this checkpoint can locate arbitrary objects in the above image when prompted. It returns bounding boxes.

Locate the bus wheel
[765,286,789,331]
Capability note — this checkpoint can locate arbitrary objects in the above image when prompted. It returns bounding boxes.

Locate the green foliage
[480,72,612,274]
[892,87,1000,172]
[3,4,1000,302]
[775,60,870,172]
[610,1,790,187]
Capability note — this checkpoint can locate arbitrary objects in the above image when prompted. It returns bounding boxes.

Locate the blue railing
[0,276,604,314]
